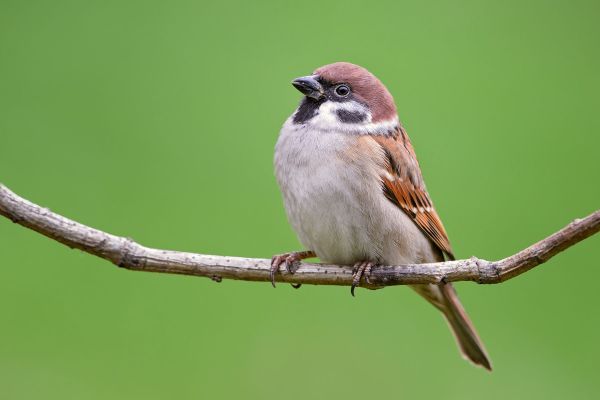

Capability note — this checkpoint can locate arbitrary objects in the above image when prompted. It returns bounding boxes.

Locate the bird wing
[372,127,455,260]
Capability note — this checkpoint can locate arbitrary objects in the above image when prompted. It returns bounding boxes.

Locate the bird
[271,62,492,370]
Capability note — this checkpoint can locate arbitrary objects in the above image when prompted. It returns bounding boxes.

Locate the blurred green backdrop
[1,0,599,399]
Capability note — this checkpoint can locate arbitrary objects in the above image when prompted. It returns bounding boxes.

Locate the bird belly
[282,176,374,265]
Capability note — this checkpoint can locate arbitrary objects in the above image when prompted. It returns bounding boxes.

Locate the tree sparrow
[271,62,491,370]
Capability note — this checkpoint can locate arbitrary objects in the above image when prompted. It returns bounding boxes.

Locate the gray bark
[0,184,598,288]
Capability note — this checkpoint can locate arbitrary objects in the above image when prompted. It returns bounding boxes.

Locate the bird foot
[270,250,315,288]
[351,261,376,296]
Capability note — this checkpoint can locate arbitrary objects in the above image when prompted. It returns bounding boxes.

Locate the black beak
[292,75,324,100]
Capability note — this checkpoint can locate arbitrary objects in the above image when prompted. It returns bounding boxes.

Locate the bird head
[290,62,398,134]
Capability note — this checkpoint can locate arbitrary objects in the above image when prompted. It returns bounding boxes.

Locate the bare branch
[1,184,598,288]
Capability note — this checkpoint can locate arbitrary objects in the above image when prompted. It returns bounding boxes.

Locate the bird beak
[292,75,324,100]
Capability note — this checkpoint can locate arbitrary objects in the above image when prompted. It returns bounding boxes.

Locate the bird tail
[411,283,492,371]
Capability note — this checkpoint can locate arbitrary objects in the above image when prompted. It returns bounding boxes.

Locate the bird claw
[270,251,314,288]
[351,261,375,296]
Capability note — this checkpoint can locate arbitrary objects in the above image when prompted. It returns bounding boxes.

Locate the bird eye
[334,84,351,97]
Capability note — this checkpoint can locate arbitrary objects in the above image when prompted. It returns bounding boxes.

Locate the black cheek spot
[336,109,368,124]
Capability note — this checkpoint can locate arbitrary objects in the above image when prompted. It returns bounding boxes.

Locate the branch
[1,184,598,288]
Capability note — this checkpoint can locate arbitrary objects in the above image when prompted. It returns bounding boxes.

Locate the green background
[1,0,599,399]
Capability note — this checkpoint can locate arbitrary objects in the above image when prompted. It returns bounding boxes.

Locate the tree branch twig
[1,184,598,288]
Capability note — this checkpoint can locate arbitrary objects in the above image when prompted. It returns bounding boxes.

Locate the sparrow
[271,62,491,370]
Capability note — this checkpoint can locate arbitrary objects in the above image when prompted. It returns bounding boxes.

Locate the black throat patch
[292,97,324,124]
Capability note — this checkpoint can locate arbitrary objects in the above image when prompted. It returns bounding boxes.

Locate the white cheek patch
[317,101,372,125]
[297,100,398,135]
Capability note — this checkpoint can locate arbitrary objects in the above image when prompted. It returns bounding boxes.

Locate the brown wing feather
[373,127,455,259]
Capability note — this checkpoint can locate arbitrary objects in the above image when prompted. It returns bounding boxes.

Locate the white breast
[274,118,440,265]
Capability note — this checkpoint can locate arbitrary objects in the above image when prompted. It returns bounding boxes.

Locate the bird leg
[270,250,316,288]
[351,261,376,296]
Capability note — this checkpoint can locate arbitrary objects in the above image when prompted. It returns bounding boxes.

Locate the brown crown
[314,62,397,123]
